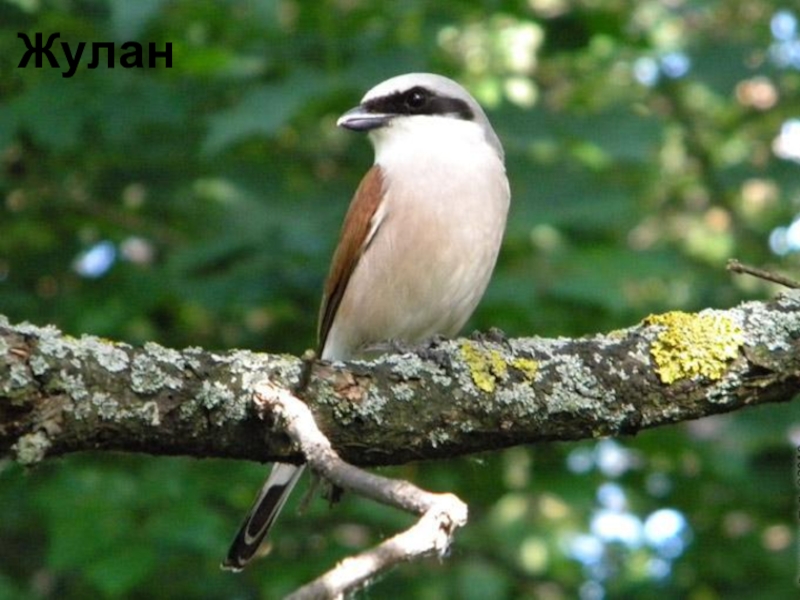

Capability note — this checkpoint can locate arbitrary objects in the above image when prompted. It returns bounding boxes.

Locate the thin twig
[286,498,466,600]
[727,259,800,289]
[252,381,468,599]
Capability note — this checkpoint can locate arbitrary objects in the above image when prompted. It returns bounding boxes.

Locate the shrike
[223,73,510,570]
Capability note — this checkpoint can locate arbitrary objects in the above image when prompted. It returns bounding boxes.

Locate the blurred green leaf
[109,0,167,39]
[203,74,326,154]
[84,546,157,597]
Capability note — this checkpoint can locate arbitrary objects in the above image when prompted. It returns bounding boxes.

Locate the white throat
[369,115,499,169]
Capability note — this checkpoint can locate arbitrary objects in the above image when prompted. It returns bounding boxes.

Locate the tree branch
[2,293,800,468]
[727,258,800,289]
[4,294,800,598]
[254,381,467,599]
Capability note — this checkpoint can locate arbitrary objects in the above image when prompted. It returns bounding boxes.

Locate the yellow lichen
[459,341,507,393]
[459,343,539,392]
[488,349,508,379]
[645,311,743,385]
[511,357,539,380]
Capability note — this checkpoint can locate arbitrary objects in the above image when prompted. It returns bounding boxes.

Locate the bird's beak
[337,106,392,131]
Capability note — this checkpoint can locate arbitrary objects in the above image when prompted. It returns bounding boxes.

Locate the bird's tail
[221,462,305,571]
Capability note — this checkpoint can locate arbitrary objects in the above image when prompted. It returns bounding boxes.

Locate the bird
[222,72,510,570]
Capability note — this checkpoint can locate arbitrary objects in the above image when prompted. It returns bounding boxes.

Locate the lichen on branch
[2,293,800,467]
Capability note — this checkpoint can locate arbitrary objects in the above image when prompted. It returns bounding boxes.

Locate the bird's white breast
[323,116,509,360]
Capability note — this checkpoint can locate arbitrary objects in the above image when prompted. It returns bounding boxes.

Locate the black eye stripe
[405,89,427,109]
[362,86,474,120]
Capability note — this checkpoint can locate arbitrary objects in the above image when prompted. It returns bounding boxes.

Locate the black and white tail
[221,463,305,571]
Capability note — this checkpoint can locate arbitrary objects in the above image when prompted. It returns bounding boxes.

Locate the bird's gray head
[337,73,504,160]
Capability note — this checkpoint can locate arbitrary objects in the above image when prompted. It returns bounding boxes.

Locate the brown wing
[317,165,385,353]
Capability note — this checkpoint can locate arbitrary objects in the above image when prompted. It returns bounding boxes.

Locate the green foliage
[2,0,800,598]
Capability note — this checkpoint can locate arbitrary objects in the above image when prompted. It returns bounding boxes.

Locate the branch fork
[252,380,468,600]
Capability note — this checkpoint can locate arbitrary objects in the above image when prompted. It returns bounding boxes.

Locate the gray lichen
[364,386,392,424]
[226,349,274,390]
[130,352,183,394]
[384,352,427,380]
[140,401,161,426]
[80,336,130,372]
[333,383,389,426]
[389,382,415,403]
[431,371,454,387]
[91,392,119,420]
[775,289,800,309]
[21,323,72,360]
[547,353,614,414]
[6,363,32,392]
[197,379,247,423]
[60,369,89,402]
[197,380,234,410]
[495,384,541,418]
[29,354,50,377]
[428,427,452,448]
[741,300,800,351]
[13,431,52,465]
[180,346,205,372]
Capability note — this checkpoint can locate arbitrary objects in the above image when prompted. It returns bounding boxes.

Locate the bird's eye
[405,89,428,110]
